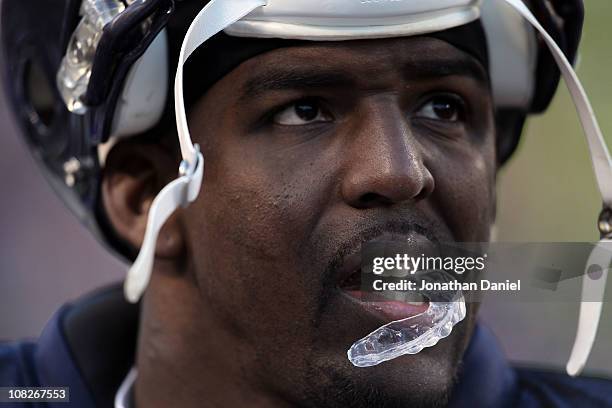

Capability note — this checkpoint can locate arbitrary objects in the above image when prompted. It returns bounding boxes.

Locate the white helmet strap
[503,0,612,377]
[123,0,265,303]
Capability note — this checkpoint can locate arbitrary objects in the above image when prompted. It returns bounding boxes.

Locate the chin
[302,321,470,408]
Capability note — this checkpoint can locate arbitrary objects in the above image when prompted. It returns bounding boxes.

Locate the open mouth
[334,234,468,367]
[341,264,466,368]
[337,264,430,322]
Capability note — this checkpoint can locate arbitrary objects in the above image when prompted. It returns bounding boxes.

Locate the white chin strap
[124,0,612,377]
[123,0,266,303]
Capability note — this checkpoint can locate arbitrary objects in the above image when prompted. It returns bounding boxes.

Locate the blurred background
[1,1,611,376]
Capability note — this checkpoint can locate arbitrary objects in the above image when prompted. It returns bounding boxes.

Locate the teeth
[407,301,425,306]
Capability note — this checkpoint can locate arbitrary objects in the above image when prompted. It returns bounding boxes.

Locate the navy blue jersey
[1,285,612,407]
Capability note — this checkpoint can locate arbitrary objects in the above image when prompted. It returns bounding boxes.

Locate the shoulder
[515,367,612,408]
[0,285,138,408]
[0,340,39,387]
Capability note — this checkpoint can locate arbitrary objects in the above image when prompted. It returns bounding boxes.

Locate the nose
[341,101,435,209]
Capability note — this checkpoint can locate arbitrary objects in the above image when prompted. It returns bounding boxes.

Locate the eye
[415,95,465,123]
[273,99,332,126]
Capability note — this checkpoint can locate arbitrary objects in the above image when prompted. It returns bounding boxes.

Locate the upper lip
[334,232,436,289]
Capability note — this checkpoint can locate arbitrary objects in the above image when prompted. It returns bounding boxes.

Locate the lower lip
[341,290,429,322]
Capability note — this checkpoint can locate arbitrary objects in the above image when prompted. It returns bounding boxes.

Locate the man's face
[181,36,496,407]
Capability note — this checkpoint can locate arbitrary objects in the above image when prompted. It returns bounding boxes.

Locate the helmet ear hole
[22,57,59,135]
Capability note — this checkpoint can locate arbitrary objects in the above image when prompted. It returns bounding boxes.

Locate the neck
[132,268,290,408]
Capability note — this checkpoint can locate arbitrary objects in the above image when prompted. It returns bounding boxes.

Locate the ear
[101,139,185,259]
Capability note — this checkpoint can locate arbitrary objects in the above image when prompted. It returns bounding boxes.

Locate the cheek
[183,141,334,340]
[206,154,322,260]
[429,141,495,242]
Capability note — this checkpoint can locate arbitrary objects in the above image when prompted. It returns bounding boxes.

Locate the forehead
[252,35,478,64]
[225,36,489,94]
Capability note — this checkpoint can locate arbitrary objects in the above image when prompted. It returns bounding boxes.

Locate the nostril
[359,192,393,207]
[413,185,430,202]
[361,193,378,203]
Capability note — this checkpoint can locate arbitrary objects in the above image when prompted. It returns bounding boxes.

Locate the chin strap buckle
[598,207,612,239]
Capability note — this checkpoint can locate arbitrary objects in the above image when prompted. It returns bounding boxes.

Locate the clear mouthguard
[348,271,466,367]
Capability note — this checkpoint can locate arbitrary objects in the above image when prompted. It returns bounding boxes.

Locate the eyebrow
[240,56,488,101]
[241,68,356,101]
[405,57,489,85]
